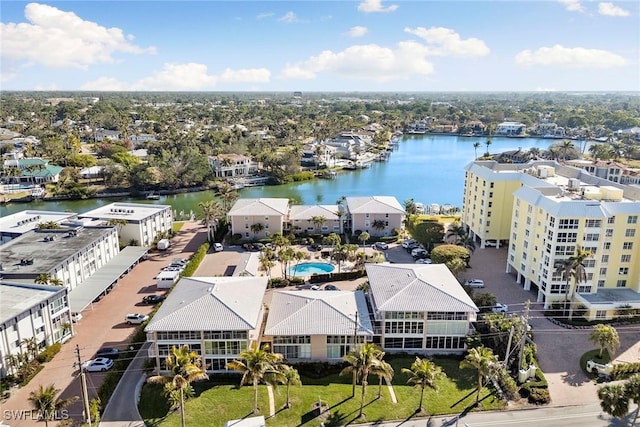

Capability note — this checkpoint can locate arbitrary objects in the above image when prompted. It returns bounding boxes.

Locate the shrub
[308,270,366,283]
[495,367,519,400]
[612,362,640,380]
[19,362,44,386]
[528,387,550,405]
[36,343,62,363]
[180,242,209,277]
[293,361,346,379]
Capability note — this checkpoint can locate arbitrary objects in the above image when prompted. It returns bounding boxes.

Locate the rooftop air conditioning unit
[568,178,581,191]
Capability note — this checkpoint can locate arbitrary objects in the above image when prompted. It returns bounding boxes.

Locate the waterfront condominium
[462,160,640,321]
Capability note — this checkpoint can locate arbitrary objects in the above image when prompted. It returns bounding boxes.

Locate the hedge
[308,270,366,283]
[612,362,640,380]
[180,242,209,277]
[36,342,62,363]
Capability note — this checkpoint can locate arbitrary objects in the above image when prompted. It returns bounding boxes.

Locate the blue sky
[1,0,639,92]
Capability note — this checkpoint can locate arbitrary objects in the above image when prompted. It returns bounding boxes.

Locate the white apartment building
[0,282,72,378]
[79,202,173,247]
[0,210,78,245]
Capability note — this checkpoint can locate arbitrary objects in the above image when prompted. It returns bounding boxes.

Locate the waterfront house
[365,263,478,354]
[2,158,63,184]
[344,196,405,236]
[78,202,173,247]
[208,153,258,178]
[228,198,289,239]
[0,281,73,378]
[287,204,342,235]
[262,290,373,361]
[145,276,267,373]
[495,121,526,136]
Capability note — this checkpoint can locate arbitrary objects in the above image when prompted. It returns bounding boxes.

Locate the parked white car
[213,242,224,252]
[586,359,613,376]
[125,313,149,325]
[82,357,114,372]
[401,239,416,249]
[465,279,485,288]
[491,303,508,313]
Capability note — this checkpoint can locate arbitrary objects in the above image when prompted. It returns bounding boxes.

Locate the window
[599,268,607,275]
[559,219,579,229]
[628,215,638,224]
[585,219,602,228]
[604,242,611,250]
[619,267,629,275]
[608,217,615,224]
[598,280,605,288]
[616,280,627,288]
[625,229,636,238]
[583,233,599,242]
[595,310,607,320]
[601,254,609,263]
[621,254,631,263]
[623,242,634,250]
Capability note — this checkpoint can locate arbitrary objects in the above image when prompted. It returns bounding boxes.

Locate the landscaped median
[138,356,505,427]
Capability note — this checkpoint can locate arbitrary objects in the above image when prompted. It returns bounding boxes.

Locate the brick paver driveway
[0,221,208,427]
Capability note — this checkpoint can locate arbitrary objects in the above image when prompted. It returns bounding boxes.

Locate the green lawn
[138,356,505,427]
[172,222,185,233]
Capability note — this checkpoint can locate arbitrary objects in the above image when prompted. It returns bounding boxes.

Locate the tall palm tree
[598,383,630,425]
[358,231,370,247]
[34,274,63,286]
[473,142,481,160]
[340,343,385,418]
[250,223,264,238]
[484,137,492,156]
[459,346,498,405]
[372,358,394,399]
[372,219,386,235]
[226,344,284,415]
[28,384,77,427]
[198,199,223,242]
[560,140,575,160]
[268,364,302,409]
[401,357,446,413]
[147,345,209,427]
[310,215,326,233]
[554,245,591,320]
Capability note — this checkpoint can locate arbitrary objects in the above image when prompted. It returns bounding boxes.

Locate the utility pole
[518,300,531,370]
[351,311,358,398]
[504,325,515,365]
[75,345,92,427]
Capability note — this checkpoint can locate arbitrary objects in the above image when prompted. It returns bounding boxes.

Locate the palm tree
[269,364,302,409]
[310,215,326,233]
[598,383,630,425]
[28,384,77,427]
[372,219,386,235]
[198,199,223,242]
[147,345,209,427]
[484,136,492,156]
[358,231,370,247]
[560,140,575,160]
[259,251,276,278]
[372,358,394,399]
[250,223,264,238]
[340,343,385,418]
[473,142,481,160]
[34,274,63,286]
[459,346,498,405]
[401,357,446,414]
[589,324,620,359]
[21,337,39,361]
[226,344,283,415]
[626,374,640,426]
[107,217,128,239]
[554,246,591,320]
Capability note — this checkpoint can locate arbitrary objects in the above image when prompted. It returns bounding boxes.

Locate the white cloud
[598,2,630,16]
[278,11,298,23]
[515,45,627,68]
[279,41,434,82]
[358,0,398,13]
[0,2,155,75]
[346,26,368,38]
[82,63,271,91]
[558,0,584,12]
[404,27,490,57]
[256,12,275,20]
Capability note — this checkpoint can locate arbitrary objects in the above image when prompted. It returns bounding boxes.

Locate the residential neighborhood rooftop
[145,276,268,332]
[79,202,172,222]
[0,210,78,236]
[345,196,405,214]
[227,198,290,216]
[0,281,67,323]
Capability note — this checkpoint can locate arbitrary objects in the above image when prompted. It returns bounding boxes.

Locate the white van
[157,270,180,289]
[71,312,83,323]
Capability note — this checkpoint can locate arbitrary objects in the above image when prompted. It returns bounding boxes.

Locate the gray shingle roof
[264,290,373,336]
[345,196,404,214]
[365,263,478,313]
[145,276,267,332]
[228,198,289,216]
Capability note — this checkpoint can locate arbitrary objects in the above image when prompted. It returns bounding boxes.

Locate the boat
[146,192,160,200]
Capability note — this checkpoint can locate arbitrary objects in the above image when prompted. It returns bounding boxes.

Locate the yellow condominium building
[462,160,640,321]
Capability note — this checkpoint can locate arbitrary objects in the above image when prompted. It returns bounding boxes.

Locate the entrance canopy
[69,246,148,313]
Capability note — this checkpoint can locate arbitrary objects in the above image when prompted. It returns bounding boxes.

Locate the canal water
[0,135,555,217]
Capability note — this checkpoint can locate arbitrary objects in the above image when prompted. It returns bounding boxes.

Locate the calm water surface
[0,135,554,217]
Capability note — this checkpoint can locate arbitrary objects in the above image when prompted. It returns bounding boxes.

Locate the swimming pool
[288,262,335,277]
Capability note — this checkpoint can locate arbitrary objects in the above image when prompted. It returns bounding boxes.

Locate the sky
[1,0,639,92]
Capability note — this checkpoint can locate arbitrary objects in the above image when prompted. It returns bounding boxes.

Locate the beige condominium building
[462,160,640,320]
